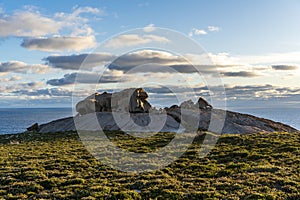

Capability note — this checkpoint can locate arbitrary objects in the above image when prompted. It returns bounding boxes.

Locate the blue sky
[0,0,299,108]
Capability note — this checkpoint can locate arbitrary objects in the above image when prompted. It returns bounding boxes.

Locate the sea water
[230,107,300,130]
[0,108,73,134]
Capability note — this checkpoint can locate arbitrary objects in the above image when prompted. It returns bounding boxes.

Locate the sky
[0,0,300,109]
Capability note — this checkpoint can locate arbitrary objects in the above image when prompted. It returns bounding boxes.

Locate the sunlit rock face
[76,88,151,115]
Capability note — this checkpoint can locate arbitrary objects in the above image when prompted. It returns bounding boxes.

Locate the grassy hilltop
[0,131,299,199]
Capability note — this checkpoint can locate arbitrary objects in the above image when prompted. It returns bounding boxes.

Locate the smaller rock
[180,99,196,109]
[197,97,212,109]
[27,123,39,132]
[10,141,19,145]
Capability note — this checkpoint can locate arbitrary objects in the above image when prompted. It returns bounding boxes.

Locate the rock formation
[76,92,112,114]
[165,98,212,124]
[180,100,197,109]
[111,88,151,113]
[37,88,299,134]
[76,88,151,115]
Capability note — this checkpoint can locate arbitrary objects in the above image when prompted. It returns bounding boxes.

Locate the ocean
[0,107,299,134]
[229,107,300,130]
[0,108,73,134]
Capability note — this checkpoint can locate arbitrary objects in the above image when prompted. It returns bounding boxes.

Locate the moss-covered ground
[0,131,299,199]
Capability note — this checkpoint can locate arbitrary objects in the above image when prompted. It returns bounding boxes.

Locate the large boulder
[76,88,151,115]
[166,97,212,123]
[76,92,112,115]
[180,99,197,109]
[110,88,151,113]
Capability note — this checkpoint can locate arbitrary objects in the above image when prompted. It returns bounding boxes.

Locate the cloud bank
[0,6,103,52]
[221,71,258,77]
[46,72,124,86]
[0,10,60,37]
[104,34,170,48]
[44,53,114,70]
[271,65,298,70]
[21,36,97,52]
[0,61,49,74]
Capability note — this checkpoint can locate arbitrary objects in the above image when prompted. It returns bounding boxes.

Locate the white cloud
[0,61,27,73]
[45,50,189,71]
[188,52,300,71]
[189,26,220,37]
[189,28,207,37]
[54,6,104,36]
[0,81,72,98]
[44,52,115,70]
[30,64,50,74]
[143,24,155,32]
[207,53,241,66]
[43,49,300,98]
[21,36,97,52]
[174,52,300,79]
[71,6,103,15]
[138,2,150,7]
[0,81,45,93]
[0,75,22,82]
[45,49,300,79]
[221,71,259,77]
[0,61,49,74]
[14,87,73,97]
[9,76,22,81]
[208,26,220,32]
[104,34,170,48]
[271,65,298,70]
[46,70,128,86]
[0,10,60,37]
[0,6,103,51]
[237,52,300,65]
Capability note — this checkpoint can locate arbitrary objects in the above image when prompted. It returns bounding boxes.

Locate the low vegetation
[0,131,299,199]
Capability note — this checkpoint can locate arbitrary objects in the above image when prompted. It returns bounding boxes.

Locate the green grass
[0,131,299,199]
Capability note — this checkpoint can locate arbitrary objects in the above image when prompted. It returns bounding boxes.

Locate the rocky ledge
[32,88,298,134]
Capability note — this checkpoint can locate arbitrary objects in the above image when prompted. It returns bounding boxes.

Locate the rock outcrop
[197,97,212,109]
[38,89,298,134]
[164,99,297,134]
[76,88,151,115]
[27,123,39,132]
[39,117,75,133]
